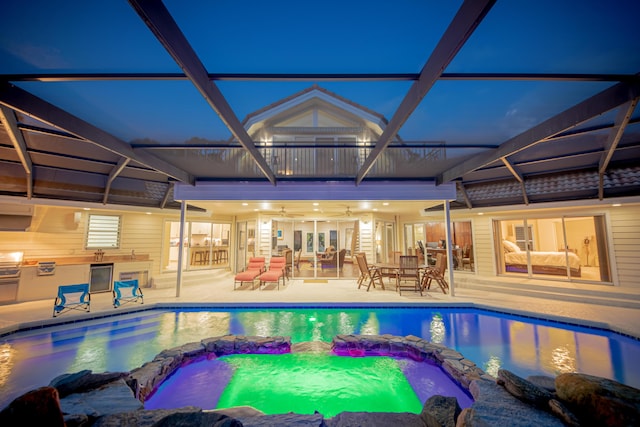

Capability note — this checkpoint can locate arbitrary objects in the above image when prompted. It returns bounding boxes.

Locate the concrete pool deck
[1,270,639,339]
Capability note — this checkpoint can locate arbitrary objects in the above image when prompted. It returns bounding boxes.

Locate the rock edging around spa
[2,334,639,426]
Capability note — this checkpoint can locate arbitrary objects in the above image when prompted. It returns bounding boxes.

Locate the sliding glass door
[495,215,611,283]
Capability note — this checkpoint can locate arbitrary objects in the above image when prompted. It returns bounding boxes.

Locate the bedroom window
[494,215,611,284]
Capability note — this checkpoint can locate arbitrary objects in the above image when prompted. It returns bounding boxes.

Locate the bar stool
[191,250,204,265]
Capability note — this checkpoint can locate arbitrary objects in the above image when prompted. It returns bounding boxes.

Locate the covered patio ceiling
[1,0,639,215]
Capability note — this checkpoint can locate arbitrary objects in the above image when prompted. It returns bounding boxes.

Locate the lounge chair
[113,279,144,308]
[258,256,287,290]
[53,283,91,317]
[234,257,266,290]
[422,253,449,294]
[355,254,384,291]
[396,255,422,296]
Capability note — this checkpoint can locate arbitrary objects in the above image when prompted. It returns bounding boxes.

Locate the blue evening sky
[1,0,639,144]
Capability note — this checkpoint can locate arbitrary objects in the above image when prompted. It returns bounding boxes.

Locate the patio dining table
[371,262,432,290]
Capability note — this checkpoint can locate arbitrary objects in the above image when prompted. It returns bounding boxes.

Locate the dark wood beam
[355,0,496,184]
[0,81,194,184]
[0,105,33,198]
[103,157,131,204]
[128,0,276,185]
[440,79,640,184]
[598,98,638,199]
[456,181,473,209]
[3,72,637,83]
[160,181,174,209]
[501,158,529,205]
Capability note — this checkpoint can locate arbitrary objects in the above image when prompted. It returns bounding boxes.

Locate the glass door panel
[190,222,212,269]
[495,216,612,284]
[496,219,529,275]
[337,220,358,279]
[526,217,569,280]
[374,221,396,264]
[164,221,188,271]
[236,221,247,273]
[563,215,611,282]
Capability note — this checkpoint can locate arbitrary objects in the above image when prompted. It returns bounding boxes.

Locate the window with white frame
[86,214,121,249]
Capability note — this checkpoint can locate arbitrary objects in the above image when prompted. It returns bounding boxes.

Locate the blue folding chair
[53,284,91,317]
[113,279,144,308]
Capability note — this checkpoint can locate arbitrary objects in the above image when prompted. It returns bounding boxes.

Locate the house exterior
[1,86,638,305]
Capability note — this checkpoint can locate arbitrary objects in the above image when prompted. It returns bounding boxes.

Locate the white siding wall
[469,217,496,277]
[257,219,273,257]
[0,206,173,284]
[401,204,640,290]
[0,207,86,258]
[358,218,375,262]
[609,205,640,288]
[3,203,639,299]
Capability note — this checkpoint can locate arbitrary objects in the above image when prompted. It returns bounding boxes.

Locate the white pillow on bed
[503,240,521,253]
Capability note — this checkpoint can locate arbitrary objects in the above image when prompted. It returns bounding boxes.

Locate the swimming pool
[1,305,639,409]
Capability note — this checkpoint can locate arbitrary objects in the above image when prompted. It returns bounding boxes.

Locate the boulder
[327,411,425,427]
[0,386,65,426]
[548,398,580,427]
[555,372,640,427]
[92,406,239,427]
[155,341,206,361]
[526,375,556,392]
[291,341,332,353]
[149,410,242,426]
[50,369,129,398]
[62,412,90,427]
[213,406,265,418]
[497,369,553,408]
[462,379,564,427]
[60,378,144,418]
[238,412,324,426]
[129,359,174,401]
[421,395,461,427]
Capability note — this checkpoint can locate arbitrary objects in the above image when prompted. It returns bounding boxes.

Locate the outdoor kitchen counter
[22,253,151,266]
[16,255,152,303]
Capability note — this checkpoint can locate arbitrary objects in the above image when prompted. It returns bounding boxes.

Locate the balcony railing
[149,144,449,179]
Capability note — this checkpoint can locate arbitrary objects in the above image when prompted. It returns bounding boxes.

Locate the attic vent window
[86,214,121,249]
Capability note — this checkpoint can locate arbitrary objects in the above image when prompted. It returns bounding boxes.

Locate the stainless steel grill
[0,251,23,279]
[0,251,22,304]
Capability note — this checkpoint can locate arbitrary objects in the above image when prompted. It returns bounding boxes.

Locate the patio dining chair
[355,254,384,291]
[396,255,422,296]
[422,253,449,294]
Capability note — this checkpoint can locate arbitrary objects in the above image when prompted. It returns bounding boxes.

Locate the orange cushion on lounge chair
[235,270,260,281]
[258,257,287,290]
[258,270,282,282]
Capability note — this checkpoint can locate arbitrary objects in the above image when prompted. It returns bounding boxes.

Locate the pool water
[144,353,474,416]
[1,306,639,409]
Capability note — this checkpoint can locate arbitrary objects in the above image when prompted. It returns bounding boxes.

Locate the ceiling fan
[274,206,304,218]
[329,206,355,217]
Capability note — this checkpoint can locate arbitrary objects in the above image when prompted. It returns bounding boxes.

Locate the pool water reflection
[0,306,639,409]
